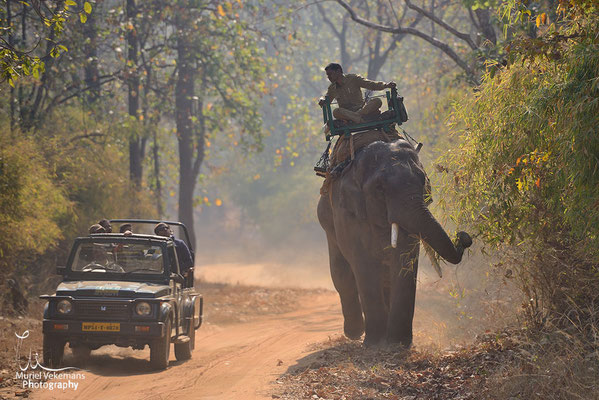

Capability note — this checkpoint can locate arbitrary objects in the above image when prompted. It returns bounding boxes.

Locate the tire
[43,334,65,368]
[174,319,194,361]
[71,345,91,363]
[150,318,171,370]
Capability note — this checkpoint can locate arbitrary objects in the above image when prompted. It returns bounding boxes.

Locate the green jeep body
[41,227,202,370]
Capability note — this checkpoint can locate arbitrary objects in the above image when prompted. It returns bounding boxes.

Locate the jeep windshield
[71,240,165,275]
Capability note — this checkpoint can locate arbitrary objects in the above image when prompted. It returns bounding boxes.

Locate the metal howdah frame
[320,87,408,141]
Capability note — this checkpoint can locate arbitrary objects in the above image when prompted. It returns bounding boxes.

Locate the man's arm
[355,75,396,91]
[319,85,336,107]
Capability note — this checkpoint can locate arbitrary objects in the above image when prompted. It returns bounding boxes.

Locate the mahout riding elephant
[318,138,472,347]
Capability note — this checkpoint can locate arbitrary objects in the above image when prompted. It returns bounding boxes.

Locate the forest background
[1,0,598,397]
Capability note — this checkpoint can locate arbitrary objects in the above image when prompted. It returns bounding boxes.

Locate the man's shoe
[379,110,396,120]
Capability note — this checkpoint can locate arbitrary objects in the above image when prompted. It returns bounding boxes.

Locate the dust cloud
[192,209,519,350]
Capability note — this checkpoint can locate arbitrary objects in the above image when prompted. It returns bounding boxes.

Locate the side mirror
[170,273,185,285]
[56,266,66,275]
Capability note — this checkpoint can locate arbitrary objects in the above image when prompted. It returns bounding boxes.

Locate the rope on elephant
[320,128,403,196]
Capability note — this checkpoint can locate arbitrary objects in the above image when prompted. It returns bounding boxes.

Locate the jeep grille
[76,301,130,320]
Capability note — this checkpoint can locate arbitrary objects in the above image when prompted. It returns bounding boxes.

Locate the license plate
[82,322,120,332]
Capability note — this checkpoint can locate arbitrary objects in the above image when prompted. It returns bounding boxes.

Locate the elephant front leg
[386,235,420,347]
[350,255,388,347]
[326,235,364,340]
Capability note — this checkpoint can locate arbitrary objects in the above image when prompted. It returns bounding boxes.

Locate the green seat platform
[320,87,408,141]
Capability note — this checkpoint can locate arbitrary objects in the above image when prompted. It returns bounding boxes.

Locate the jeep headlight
[56,299,72,314]
[135,302,152,316]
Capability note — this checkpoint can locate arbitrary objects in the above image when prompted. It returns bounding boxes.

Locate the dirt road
[30,291,342,400]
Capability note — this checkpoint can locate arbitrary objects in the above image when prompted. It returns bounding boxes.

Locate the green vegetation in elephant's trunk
[318,139,472,347]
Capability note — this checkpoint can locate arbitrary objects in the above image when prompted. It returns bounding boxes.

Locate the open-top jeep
[41,220,203,370]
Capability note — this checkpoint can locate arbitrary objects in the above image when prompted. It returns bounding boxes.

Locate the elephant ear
[337,170,367,220]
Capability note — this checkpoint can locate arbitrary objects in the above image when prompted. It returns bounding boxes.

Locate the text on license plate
[81,322,120,332]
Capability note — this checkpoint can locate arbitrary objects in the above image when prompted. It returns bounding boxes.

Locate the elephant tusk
[391,223,398,248]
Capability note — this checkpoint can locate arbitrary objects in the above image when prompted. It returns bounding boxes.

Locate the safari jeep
[41,220,203,370]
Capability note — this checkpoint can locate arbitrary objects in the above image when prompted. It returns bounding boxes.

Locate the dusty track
[30,291,342,400]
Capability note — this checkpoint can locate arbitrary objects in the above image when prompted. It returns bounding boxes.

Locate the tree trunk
[17,3,26,128]
[152,128,163,217]
[126,0,144,187]
[7,0,15,132]
[474,9,497,45]
[83,0,101,102]
[175,8,199,245]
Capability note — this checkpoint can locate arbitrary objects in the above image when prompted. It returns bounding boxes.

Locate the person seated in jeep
[89,224,106,234]
[119,223,133,234]
[318,63,396,124]
[154,222,194,275]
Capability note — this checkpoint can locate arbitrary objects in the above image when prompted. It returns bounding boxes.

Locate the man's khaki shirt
[325,74,388,112]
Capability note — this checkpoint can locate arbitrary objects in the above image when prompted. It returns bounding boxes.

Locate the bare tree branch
[332,0,477,79]
[403,0,477,49]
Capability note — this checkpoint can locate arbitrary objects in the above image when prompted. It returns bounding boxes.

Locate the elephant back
[320,129,403,195]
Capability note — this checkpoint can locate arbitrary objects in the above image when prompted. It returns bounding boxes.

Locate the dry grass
[274,328,599,400]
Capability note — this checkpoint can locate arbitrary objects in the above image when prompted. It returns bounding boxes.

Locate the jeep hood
[56,280,170,298]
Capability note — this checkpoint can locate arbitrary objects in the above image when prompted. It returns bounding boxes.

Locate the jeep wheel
[71,345,91,363]
[43,334,65,368]
[174,319,195,361]
[150,318,171,370]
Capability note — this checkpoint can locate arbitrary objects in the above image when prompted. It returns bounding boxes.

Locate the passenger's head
[119,223,132,234]
[98,219,112,233]
[89,224,106,234]
[324,63,343,83]
[154,222,171,237]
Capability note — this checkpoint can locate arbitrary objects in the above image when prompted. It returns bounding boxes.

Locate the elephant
[317,138,472,347]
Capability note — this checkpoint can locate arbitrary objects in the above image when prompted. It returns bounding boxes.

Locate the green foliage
[38,107,156,232]
[0,1,89,84]
[438,7,599,333]
[0,129,68,265]
[0,105,156,296]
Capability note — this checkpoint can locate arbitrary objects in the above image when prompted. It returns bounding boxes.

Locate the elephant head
[319,138,472,347]
[337,139,471,263]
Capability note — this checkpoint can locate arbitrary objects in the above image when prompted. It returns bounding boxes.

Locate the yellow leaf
[206,140,211,148]
[217,5,226,16]
[536,15,541,28]
[535,178,541,188]
[84,2,92,14]
[203,196,209,203]
[253,174,261,180]
[215,199,222,206]
[169,191,175,197]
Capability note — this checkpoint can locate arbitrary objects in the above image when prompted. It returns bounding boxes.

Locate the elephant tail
[421,238,442,278]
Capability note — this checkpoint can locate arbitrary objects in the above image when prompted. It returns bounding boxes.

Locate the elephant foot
[343,317,364,340]
[387,335,412,349]
[362,335,385,348]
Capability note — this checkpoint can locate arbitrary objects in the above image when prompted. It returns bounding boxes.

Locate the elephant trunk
[390,200,471,264]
